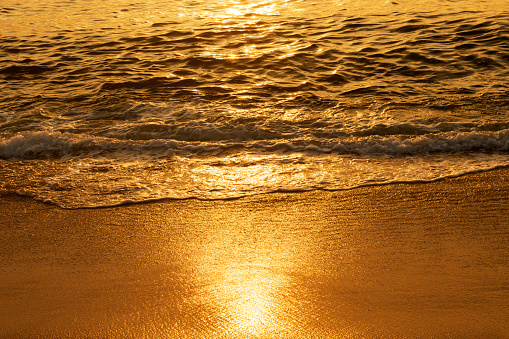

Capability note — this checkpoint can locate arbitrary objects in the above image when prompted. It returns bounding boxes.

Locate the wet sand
[1,169,509,338]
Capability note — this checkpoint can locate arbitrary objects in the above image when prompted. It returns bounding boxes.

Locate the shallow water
[1,0,508,207]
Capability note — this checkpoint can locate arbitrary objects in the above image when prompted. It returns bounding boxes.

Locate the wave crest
[3,128,509,160]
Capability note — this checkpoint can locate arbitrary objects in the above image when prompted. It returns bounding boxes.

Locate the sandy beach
[2,1,508,338]
[1,169,509,338]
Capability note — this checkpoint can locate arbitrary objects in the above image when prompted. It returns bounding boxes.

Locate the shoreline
[1,167,509,338]
[4,165,509,211]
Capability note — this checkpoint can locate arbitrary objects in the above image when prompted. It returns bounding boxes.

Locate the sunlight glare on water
[1,0,508,208]
[211,0,282,18]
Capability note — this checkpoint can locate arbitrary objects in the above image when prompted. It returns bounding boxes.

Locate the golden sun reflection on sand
[184,198,304,337]
[219,267,278,336]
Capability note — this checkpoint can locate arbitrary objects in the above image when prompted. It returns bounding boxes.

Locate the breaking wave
[2,127,509,160]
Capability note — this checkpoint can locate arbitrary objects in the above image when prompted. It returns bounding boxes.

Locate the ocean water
[0,0,508,208]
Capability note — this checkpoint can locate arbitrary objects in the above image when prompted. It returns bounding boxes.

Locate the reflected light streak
[214,0,282,19]
[199,0,289,60]
[184,185,304,337]
[220,267,278,336]
[190,154,310,197]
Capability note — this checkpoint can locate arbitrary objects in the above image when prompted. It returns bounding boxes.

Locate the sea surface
[1,0,508,208]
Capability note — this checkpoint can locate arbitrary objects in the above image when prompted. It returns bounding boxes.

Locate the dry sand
[1,169,509,338]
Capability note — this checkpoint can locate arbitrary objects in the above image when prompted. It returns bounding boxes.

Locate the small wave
[0,131,188,160]
[3,127,509,160]
[0,65,53,78]
[100,77,202,91]
[329,131,509,155]
[392,24,432,33]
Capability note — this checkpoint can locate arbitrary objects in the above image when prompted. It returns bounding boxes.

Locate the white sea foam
[2,128,509,208]
[2,127,509,161]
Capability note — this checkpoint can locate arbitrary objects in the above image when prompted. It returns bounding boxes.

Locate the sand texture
[1,169,509,338]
